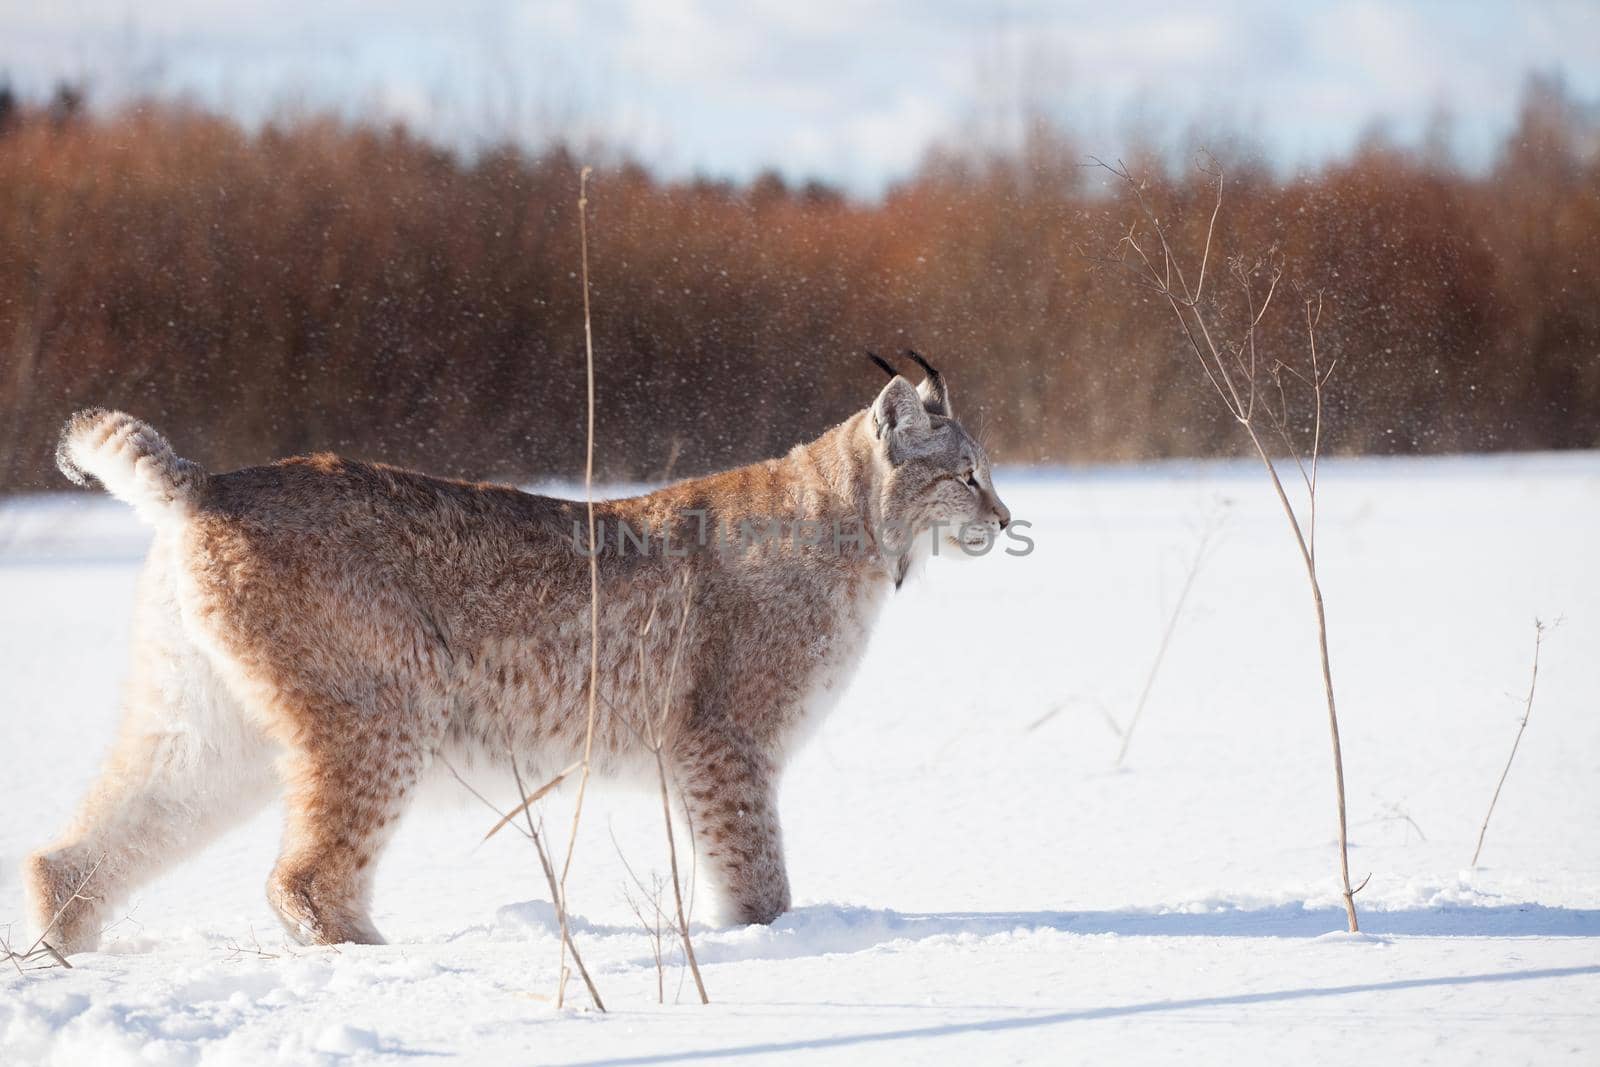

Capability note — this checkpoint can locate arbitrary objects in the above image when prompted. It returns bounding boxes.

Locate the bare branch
[1191,152,1224,303]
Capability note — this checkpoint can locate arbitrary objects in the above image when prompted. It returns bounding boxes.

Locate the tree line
[1,76,1595,492]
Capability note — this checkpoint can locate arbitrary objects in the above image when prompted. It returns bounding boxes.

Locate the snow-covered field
[2,454,1596,1064]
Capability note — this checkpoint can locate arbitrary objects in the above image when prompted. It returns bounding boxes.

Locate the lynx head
[865,351,1010,578]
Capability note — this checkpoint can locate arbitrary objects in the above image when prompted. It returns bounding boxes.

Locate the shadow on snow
[556,963,1600,1066]
[669,901,1600,969]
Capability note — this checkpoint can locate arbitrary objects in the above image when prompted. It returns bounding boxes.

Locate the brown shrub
[1,80,1596,492]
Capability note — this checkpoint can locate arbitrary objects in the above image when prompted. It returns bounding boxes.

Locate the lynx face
[868,360,1011,563]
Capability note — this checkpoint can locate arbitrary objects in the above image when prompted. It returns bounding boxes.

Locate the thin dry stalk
[556,164,603,1007]
[1371,802,1427,844]
[1025,696,1117,736]
[640,589,709,1004]
[482,760,582,843]
[632,882,667,1005]
[1093,157,1363,931]
[612,835,668,1003]
[220,924,283,963]
[1471,619,1549,868]
[673,783,702,1004]
[605,581,710,1004]
[512,757,605,1012]
[444,758,605,1012]
[652,741,708,1004]
[1117,510,1223,766]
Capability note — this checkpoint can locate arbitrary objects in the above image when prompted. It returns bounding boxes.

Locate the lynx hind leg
[26,675,278,955]
[674,731,791,926]
[267,690,438,947]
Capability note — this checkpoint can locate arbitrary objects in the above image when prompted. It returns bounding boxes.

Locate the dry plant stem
[655,744,709,1004]
[636,886,666,1004]
[443,759,605,1012]
[556,164,602,1006]
[674,789,701,1004]
[646,591,709,1004]
[482,760,582,843]
[1117,517,1219,766]
[608,585,710,1004]
[613,837,668,1003]
[1098,158,1361,932]
[512,759,604,1012]
[1471,619,1547,868]
[1242,407,1358,933]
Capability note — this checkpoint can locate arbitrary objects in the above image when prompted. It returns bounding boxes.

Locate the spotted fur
[28,368,1009,953]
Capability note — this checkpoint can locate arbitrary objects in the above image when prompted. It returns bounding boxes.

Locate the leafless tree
[1092,157,1365,931]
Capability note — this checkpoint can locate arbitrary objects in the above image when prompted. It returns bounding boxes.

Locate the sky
[4,0,1599,194]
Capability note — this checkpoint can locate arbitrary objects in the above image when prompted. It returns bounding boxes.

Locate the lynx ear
[870,376,931,454]
[904,350,952,418]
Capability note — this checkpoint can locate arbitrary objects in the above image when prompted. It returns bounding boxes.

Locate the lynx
[27,353,1010,953]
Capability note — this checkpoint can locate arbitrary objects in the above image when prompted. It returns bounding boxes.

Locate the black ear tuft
[903,349,936,377]
[866,350,899,380]
[903,349,952,418]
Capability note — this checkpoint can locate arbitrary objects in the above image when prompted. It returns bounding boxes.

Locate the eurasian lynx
[28,354,1010,953]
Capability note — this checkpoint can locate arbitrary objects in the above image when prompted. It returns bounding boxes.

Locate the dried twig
[612,830,669,1003]
[444,757,605,1011]
[482,761,582,843]
[1375,802,1428,844]
[513,756,605,1012]
[641,587,709,1004]
[652,743,708,1004]
[1025,695,1118,736]
[600,580,709,1005]
[1116,507,1224,766]
[1471,618,1551,868]
[221,924,282,962]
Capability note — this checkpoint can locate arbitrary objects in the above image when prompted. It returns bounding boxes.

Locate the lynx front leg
[674,731,790,925]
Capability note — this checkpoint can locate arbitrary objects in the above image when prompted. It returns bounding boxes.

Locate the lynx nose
[995,500,1011,530]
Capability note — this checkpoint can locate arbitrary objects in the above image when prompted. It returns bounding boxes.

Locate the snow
[2,452,1597,1064]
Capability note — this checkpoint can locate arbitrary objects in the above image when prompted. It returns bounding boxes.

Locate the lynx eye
[964,470,979,489]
